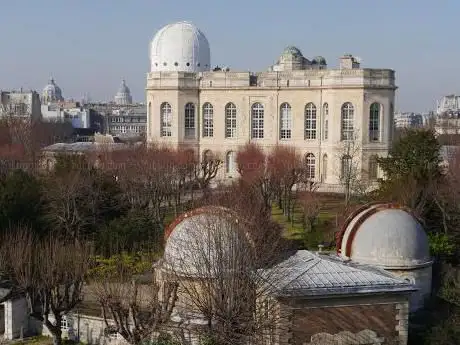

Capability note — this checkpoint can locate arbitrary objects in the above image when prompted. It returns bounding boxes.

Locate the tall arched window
[304,103,317,139]
[341,155,352,179]
[184,103,195,138]
[225,103,237,138]
[390,103,394,142]
[369,103,380,142]
[160,102,172,137]
[369,155,378,180]
[226,151,236,175]
[148,102,151,135]
[341,102,354,140]
[323,103,329,140]
[322,154,328,182]
[202,103,214,137]
[305,153,316,179]
[280,103,292,139]
[251,103,264,139]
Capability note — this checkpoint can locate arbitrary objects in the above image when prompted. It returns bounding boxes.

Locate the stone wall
[278,295,410,345]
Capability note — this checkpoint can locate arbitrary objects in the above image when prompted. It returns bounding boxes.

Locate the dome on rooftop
[114,79,132,105]
[282,46,303,57]
[312,56,327,65]
[42,77,63,103]
[338,203,432,269]
[150,21,211,73]
[163,207,252,278]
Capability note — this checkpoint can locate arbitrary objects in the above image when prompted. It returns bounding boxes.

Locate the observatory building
[146,21,397,188]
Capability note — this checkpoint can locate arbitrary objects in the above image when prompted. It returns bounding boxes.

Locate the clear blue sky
[0,0,457,112]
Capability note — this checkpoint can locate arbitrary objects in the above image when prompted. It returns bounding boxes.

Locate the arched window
[251,103,264,139]
[226,151,236,175]
[148,102,151,135]
[203,150,213,162]
[390,103,394,142]
[341,102,354,140]
[369,155,378,180]
[322,154,328,182]
[341,155,352,179]
[369,103,380,142]
[225,103,237,138]
[160,102,172,137]
[323,103,329,140]
[305,153,316,179]
[202,103,214,137]
[184,103,195,138]
[304,103,317,139]
[280,103,292,139]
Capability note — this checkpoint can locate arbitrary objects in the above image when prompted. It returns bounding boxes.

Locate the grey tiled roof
[268,250,415,297]
[43,142,129,152]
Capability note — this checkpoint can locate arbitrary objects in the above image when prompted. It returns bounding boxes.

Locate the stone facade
[146,62,396,186]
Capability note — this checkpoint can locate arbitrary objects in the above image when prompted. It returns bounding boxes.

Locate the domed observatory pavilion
[337,202,433,312]
[158,206,259,342]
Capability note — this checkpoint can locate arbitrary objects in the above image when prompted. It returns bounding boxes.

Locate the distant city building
[108,106,146,137]
[88,103,146,138]
[394,112,424,128]
[42,77,64,104]
[437,95,460,116]
[0,90,41,120]
[114,79,133,105]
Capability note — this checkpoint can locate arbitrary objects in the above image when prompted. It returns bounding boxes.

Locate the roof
[337,203,432,269]
[268,250,415,297]
[43,142,131,153]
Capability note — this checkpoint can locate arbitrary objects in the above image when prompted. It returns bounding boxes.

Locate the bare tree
[89,256,178,345]
[236,143,274,213]
[0,227,91,345]
[267,146,307,220]
[41,154,93,241]
[336,132,369,206]
[194,151,222,198]
[164,207,289,345]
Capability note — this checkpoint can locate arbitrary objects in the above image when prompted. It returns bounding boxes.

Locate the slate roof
[268,250,415,297]
[43,142,129,152]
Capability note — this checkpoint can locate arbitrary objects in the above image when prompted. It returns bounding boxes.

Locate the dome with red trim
[163,206,251,277]
[337,203,432,269]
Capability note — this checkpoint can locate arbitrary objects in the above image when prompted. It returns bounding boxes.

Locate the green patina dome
[312,56,327,65]
[282,46,303,57]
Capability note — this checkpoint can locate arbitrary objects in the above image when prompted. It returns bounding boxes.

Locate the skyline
[0,0,458,112]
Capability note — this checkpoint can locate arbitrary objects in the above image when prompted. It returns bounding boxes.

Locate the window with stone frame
[225,103,237,138]
[304,103,317,140]
[368,155,379,180]
[251,103,264,139]
[341,102,354,140]
[323,103,329,140]
[225,150,236,174]
[369,103,380,142]
[305,153,316,179]
[184,103,195,138]
[160,102,172,137]
[202,102,214,137]
[280,102,292,139]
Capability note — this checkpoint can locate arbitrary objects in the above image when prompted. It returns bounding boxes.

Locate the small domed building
[337,202,433,312]
[42,77,64,103]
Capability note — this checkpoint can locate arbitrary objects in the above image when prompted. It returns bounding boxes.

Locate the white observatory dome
[339,203,432,269]
[150,21,211,73]
[163,207,250,278]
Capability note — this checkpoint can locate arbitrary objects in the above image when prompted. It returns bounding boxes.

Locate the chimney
[317,244,324,253]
